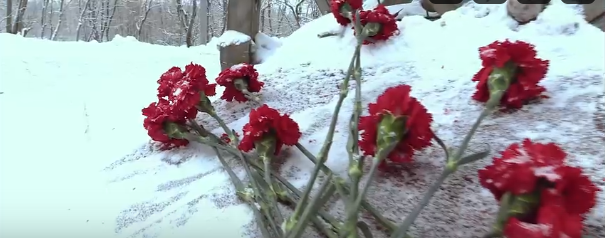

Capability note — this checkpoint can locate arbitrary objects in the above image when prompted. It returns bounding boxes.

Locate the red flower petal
[478,139,567,200]
[358,85,433,170]
[157,67,184,98]
[238,104,301,155]
[471,40,549,110]
[504,199,584,238]
[156,63,216,120]
[215,63,264,102]
[142,99,189,150]
[356,5,399,45]
[330,0,363,26]
[544,166,600,216]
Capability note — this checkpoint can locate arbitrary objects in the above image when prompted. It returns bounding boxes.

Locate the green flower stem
[190,112,283,236]
[213,146,275,238]
[347,35,366,202]
[287,174,336,238]
[487,192,513,237]
[390,166,453,238]
[288,147,329,233]
[341,12,372,238]
[281,190,340,238]
[208,109,285,233]
[183,121,278,238]
[186,130,340,237]
[254,136,285,226]
[296,143,397,233]
[390,90,507,238]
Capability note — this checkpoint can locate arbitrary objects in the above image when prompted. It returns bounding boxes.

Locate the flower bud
[164,121,187,139]
[340,3,354,20]
[363,22,382,37]
[254,134,277,159]
[233,78,249,91]
[487,63,516,107]
[197,92,214,113]
[493,191,540,233]
[376,112,407,160]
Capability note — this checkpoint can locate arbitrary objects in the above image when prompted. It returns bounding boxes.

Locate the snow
[215,30,252,47]
[1,2,604,238]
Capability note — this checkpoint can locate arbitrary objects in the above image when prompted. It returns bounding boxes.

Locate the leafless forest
[0,0,326,46]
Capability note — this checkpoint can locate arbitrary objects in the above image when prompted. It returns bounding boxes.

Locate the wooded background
[0,0,331,46]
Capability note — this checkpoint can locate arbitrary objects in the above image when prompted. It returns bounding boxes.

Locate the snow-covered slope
[0,2,603,238]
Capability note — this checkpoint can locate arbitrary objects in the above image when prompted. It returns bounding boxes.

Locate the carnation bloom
[503,167,599,238]
[479,139,599,238]
[157,66,184,98]
[504,200,584,238]
[156,63,217,119]
[238,104,301,155]
[215,63,264,102]
[330,0,363,26]
[358,85,433,169]
[357,5,399,44]
[142,99,189,150]
[471,40,549,109]
[478,139,567,200]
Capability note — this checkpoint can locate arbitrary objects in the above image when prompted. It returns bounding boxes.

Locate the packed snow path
[1,2,604,238]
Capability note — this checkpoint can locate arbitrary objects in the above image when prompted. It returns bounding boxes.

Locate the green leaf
[457,144,491,166]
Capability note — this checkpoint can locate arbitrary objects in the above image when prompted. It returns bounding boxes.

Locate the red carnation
[479,139,599,238]
[215,63,264,102]
[358,85,433,169]
[142,99,189,150]
[157,67,184,98]
[504,201,584,238]
[478,139,567,200]
[330,0,363,26]
[238,104,301,155]
[357,5,399,45]
[471,40,549,109]
[503,168,599,238]
[543,166,599,216]
[155,63,217,119]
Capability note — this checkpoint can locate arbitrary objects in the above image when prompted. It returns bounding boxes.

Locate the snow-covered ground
[1,2,604,238]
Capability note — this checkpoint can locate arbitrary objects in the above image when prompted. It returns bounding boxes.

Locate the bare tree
[198,0,209,44]
[136,0,155,38]
[75,0,92,41]
[0,0,330,43]
[102,0,119,40]
[175,0,197,47]
[280,0,305,28]
[51,0,69,40]
[39,0,50,38]
[6,0,13,33]
[11,0,29,34]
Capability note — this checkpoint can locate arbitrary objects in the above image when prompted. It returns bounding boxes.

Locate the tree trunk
[136,0,154,39]
[313,0,329,15]
[219,0,260,70]
[198,0,209,44]
[6,0,13,33]
[185,0,197,47]
[12,0,29,34]
[76,0,92,41]
[103,0,119,41]
[51,0,67,41]
[39,0,50,38]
